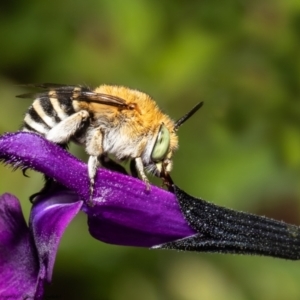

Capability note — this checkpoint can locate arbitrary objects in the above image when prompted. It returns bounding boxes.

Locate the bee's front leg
[134,157,150,191]
[161,172,174,193]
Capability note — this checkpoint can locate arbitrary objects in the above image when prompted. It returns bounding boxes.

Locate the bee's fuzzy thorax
[94,85,179,153]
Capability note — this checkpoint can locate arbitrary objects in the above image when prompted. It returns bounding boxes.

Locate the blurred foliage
[1,0,300,299]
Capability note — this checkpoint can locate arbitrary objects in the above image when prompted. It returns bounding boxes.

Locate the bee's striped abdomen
[22,91,76,136]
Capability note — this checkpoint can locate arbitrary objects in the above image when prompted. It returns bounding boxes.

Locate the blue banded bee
[19,84,202,201]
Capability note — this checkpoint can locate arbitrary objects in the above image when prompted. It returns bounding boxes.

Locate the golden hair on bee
[18,83,203,202]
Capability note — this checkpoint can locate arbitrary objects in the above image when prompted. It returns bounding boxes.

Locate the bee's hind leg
[22,168,30,178]
[30,110,91,203]
[46,110,90,144]
[29,175,54,203]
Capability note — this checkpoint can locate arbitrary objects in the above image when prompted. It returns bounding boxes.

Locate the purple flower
[2,132,300,299]
[0,132,195,300]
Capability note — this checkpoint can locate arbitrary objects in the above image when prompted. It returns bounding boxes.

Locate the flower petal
[154,186,300,260]
[0,188,82,299]
[0,193,42,299]
[85,172,195,247]
[0,132,90,199]
[30,186,83,281]
[0,132,195,247]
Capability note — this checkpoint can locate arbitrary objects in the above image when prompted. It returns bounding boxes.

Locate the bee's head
[149,101,203,179]
[150,123,173,177]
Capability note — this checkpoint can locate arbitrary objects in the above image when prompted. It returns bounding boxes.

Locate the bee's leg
[46,110,89,143]
[86,129,104,205]
[161,172,174,193]
[29,175,53,203]
[87,155,99,205]
[22,168,30,178]
[30,111,89,202]
[134,157,150,190]
[99,156,128,175]
[130,160,139,178]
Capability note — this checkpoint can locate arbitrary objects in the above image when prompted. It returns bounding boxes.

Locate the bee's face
[145,101,203,180]
[145,123,176,178]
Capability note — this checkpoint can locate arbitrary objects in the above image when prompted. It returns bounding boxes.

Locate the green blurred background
[1,0,300,299]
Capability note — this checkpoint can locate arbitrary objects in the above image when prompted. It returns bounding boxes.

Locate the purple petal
[85,172,195,247]
[0,193,42,299]
[0,132,195,247]
[0,189,82,299]
[0,132,90,199]
[30,187,83,282]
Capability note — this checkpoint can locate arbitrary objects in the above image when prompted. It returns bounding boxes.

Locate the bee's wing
[74,91,128,108]
[19,83,75,89]
[17,84,128,109]
[16,83,83,99]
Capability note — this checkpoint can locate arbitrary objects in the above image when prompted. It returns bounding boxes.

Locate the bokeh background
[1,0,300,299]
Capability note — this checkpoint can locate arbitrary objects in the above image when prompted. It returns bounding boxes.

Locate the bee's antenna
[174,102,203,131]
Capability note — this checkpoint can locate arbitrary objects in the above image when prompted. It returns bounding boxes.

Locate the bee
[18,83,203,201]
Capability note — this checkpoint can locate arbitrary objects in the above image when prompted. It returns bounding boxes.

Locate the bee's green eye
[151,124,170,162]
